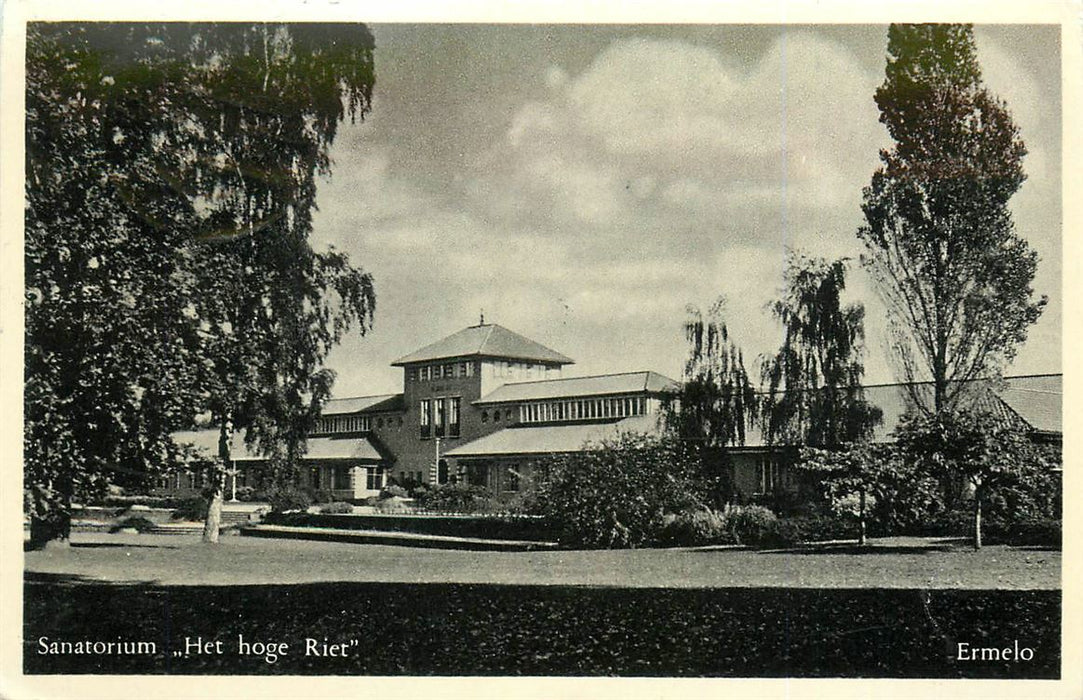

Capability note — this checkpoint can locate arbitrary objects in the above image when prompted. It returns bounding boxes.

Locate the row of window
[517,395,648,424]
[408,362,476,382]
[487,361,561,381]
[314,414,403,434]
[419,397,461,438]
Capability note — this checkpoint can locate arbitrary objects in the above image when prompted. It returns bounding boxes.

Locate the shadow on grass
[25,571,161,587]
[71,541,181,550]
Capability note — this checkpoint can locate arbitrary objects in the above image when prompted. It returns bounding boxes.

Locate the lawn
[22,533,1061,677]
[24,531,1060,589]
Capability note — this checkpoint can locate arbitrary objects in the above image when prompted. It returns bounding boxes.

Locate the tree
[858,24,1046,414]
[24,23,377,547]
[895,409,1044,549]
[661,299,757,505]
[800,442,899,546]
[760,252,881,449]
[533,433,702,549]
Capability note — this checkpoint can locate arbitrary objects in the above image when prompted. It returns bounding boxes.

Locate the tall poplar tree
[858,24,1046,414]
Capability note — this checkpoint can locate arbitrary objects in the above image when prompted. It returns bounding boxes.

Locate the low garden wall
[262,512,555,542]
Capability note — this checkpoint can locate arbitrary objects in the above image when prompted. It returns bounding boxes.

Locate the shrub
[170,496,208,522]
[770,515,858,547]
[415,483,494,514]
[724,505,778,547]
[233,485,257,502]
[533,433,702,549]
[109,516,156,533]
[380,484,408,500]
[1000,518,1061,549]
[657,508,735,547]
[268,485,313,513]
[318,501,355,515]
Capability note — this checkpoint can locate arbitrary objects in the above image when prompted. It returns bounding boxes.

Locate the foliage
[894,409,1049,547]
[770,515,858,547]
[267,485,314,513]
[24,23,378,546]
[858,23,1046,414]
[108,516,157,533]
[534,433,703,549]
[657,508,735,547]
[662,298,757,451]
[760,252,882,448]
[415,483,495,514]
[380,484,409,500]
[723,505,779,547]
[318,501,355,515]
[799,442,901,543]
[170,496,210,522]
[997,518,1060,549]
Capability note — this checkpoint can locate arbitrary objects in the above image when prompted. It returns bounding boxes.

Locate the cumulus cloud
[311,25,1060,395]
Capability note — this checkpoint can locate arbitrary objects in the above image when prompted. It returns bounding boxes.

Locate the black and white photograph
[2,1,1078,697]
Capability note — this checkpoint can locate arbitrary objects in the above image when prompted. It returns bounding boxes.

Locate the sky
[310,23,1063,398]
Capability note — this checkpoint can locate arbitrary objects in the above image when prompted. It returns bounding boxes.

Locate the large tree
[760,252,881,449]
[858,23,1046,414]
[662,299,757,504]
[25,23,377,547]
[895,410,1046,549]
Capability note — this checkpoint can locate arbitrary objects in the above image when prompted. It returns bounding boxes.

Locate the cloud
[311,26,1059,396]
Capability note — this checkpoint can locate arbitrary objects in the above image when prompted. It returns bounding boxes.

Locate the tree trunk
[973,485,982,550]
[202,481,223,544]
[858,487,867,546]
[202,420,230,544]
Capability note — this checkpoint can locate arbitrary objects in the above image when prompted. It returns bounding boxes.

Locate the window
[420,399,432,438]
[366,467,384,491]
[435,398,446,437]
[465,362,475,377]
[407,368,418,382]
[494,410,501,422]
[448,397,461,437]
[333,466,351,490]
[757,457,780,494]
[481,411,488,423]
[505,467,521,493]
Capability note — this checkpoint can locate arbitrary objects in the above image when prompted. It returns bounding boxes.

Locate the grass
[22,533,1060,677]
[23,532,1060,589]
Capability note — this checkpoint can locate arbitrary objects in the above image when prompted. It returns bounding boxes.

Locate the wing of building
[169,322,1061,503]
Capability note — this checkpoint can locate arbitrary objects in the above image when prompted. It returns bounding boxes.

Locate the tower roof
[391,323,574,366]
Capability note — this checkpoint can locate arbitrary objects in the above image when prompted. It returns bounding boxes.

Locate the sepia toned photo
[4,4,1076,697]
